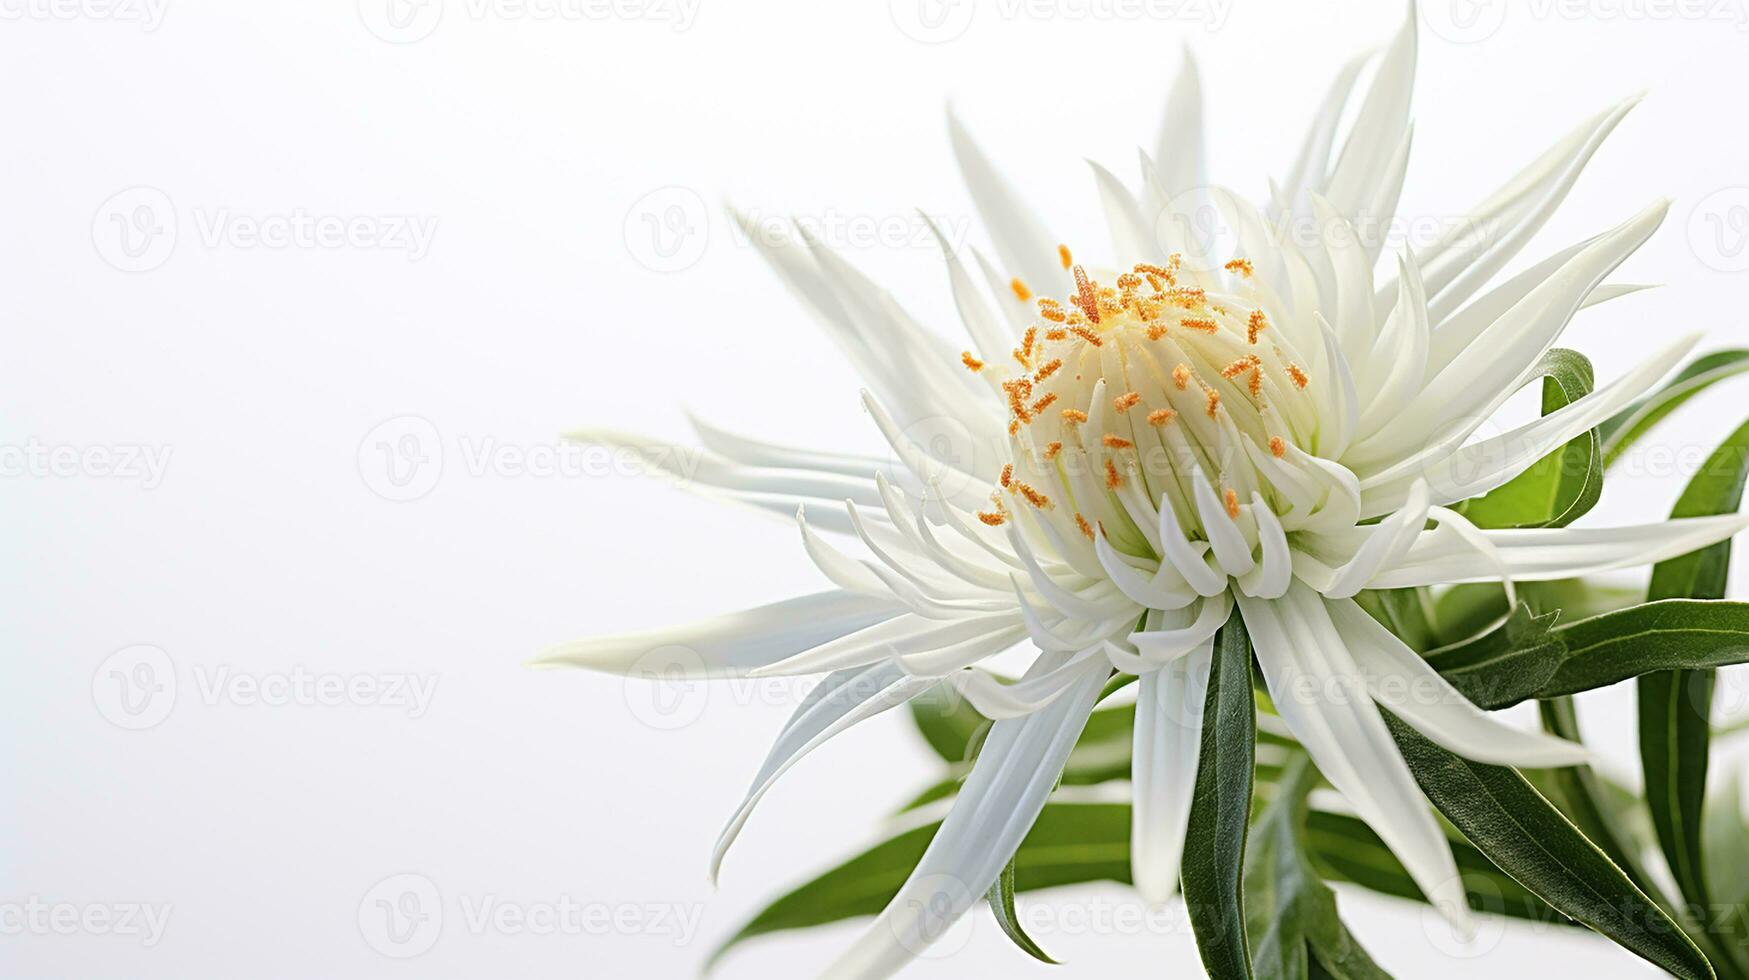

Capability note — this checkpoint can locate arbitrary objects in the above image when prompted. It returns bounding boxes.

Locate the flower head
[541,7,1749,977]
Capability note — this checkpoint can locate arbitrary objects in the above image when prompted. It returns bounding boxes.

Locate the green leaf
[1182,611,1259,979]
[1463,349,1601,529]
[908,682,989,764]
[1704,775,1749,910]
[1533,697,1661,897]
[1549,600,1749,700]
[1302,810,1566,926]
[1424,602,1567,709]
[1430,599,1749,709]
[708,802,1133,967]
[1640,418,1749,954]
[1601,349,1749,468]
[1383,715,1715,980]
[985,857,1058,964]
[1245,755,1391,980]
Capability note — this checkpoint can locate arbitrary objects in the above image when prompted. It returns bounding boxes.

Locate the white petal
[1239,585,1474,935]
[1361,332,1697,514]
[1369,512,1749,589]
[1131,640,1214,902]
[533,591,900,675]
[824,657,1108,979]
[1325,597,1590,767]
[1152,48,1206,198]
[710,662,935,882]
[948,108,1062,294]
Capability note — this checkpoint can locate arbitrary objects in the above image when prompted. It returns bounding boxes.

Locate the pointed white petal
[824,657,1108,978]
[1131,641,1214,902]
[533,591,900,675]
[1239,585,1474,935]
[1325,598,1590,767]
[710,662,935,882]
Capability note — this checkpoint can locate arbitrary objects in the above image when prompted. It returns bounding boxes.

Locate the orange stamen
[1224,257,1254,278]
[1011,278,1032,302]
[1061,408,1088,424]
[1247,309,1268,345]
[1113,391,1142,412]
[1270,436,1287,458]
[1224,488,1240,519]
[1148,408,1176,426]
[1057,244,1073,269]
[1072,265,1100,324]
[961,351,984,372]
[1102,434,1133,450]
[1104,458,1123,489]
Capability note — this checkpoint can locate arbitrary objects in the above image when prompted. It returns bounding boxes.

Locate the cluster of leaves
[712,350,1749,978]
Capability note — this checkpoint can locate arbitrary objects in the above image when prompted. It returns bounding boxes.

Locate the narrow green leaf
[1423,602,1567,709]
[1384,715,1714,980]
[1302,811,1566,926]
[1430,599,1749,708]
[1464,349,1601,529]
[1548,600,1749,699]
[985,858,1058,964]
[708,803,1133,966]
[1600,350,1749,468]
[1182,611,1258,979]
[1640,418,1749,959]
[1534,697,1661,897]
[1245,755,1391,980]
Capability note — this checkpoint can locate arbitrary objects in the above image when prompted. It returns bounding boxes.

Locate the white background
[6,0,1749,976]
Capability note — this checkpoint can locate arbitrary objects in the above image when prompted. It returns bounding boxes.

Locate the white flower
[541,7,1749,977]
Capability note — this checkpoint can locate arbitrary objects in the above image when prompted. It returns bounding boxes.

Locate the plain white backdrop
[6,0,1749,976]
